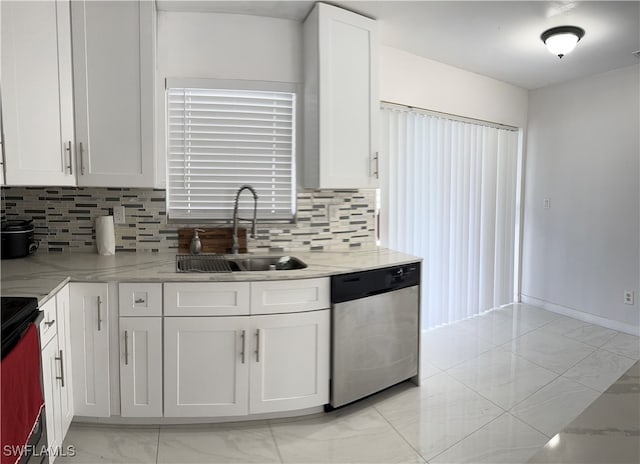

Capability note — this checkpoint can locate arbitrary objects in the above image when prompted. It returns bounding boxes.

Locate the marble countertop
[0,248,421,304]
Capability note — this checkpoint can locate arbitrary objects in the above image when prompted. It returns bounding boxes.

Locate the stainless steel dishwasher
[329,263,420,408]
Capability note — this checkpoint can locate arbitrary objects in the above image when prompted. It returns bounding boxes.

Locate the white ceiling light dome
[541,26,586,58]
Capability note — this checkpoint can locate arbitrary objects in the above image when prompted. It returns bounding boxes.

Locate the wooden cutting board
[178,228,247,254]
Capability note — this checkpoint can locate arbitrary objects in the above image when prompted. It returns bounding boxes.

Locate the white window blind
[167,86,296,221]
[380,104,520,329]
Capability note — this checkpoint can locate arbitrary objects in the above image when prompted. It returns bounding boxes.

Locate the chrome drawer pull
[255,330,260,363]
[65,141,73,175]
[55,350,65,387]
[124,330,129,366]
[79,142,85,175]
[372,151,380,179]
[240,330,246,364]
[97,296,102,331]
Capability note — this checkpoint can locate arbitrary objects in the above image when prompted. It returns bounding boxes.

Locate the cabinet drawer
[39,297,57,347]
[164,282,251,316]
[119,283,162,316]
[251,278,330,315]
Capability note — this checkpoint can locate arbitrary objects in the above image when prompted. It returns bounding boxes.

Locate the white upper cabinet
[303,3,379,189]
[1,0,76,186]
[71,0,155,187]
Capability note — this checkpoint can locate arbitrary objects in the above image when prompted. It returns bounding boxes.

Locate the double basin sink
[176,254,307,273]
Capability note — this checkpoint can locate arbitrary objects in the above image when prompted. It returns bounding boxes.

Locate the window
[166,80,296,221]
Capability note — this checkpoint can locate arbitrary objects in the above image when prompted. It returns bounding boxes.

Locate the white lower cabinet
[250,310,330,414]
[41,334,64,462]
[119,317,163,417]
[164,309,330,417]
[55,285,74,436]
[164,317,249,417]
[40,298,63,462]
[69,282,110,417]
[40,285,73,463]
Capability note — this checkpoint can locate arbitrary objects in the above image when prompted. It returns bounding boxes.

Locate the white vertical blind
[380,105,520,328]
[166,87,296,220]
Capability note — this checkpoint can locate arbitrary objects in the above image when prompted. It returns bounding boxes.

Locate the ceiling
[156,1,640,89]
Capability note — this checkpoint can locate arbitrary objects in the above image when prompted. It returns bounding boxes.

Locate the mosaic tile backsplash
[0,187,377,253]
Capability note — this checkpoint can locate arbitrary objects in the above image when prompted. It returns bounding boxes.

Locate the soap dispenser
[190,228,205,254]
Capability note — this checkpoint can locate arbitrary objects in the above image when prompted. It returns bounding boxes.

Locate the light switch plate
[114,206,126,224]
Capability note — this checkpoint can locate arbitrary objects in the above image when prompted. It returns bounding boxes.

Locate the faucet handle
[193,228,205,236]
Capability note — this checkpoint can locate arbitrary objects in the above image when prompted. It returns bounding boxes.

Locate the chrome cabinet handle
[55,350,65,387]
[255,330,260,363]
[97,296,102,331]
[124,330,129,366]
[44,319,56,327]
[240,330,246,364]
[372,151,380,179]
[65,141,73,175]
[79,142,85,175]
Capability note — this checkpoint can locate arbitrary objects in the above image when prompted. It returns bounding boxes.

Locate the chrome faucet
[231,185,259,254]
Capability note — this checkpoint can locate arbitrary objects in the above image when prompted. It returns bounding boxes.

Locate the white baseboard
[73,406,325,426]
[521,294,640,336]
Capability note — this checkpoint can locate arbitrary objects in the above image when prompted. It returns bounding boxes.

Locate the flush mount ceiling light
[540,25,585,58]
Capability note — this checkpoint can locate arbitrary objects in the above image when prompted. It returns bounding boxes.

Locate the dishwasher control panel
[330,263,421,303]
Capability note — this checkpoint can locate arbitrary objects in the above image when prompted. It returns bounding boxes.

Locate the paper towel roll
[95,215,116,256]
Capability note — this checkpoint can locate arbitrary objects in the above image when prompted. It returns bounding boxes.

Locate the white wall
[522,64,640,334]
[379,46,528,128]
[157,11,302,82]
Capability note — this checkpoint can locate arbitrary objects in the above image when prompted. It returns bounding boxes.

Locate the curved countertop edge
[0,248,422,304]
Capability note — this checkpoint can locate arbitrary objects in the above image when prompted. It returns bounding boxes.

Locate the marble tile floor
[529,360,640,464]
[58,303,640,464]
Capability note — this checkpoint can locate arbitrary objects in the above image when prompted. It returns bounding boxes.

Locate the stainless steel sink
[176,254,233,273]
[227,256,308,271]
[176,254,307,273]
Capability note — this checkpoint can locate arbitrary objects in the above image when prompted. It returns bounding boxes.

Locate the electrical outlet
[624,291,635,305]
[543,198,551,209]
[113,206,126,224]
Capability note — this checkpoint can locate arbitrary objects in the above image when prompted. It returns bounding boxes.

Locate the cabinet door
[164,317,249,417]
[71,0,155,187]
[41,337,63,462]
[1,0,75,186]
[120,317,162,417]
[249,310,330,414]
[303,3,378,189]
[69,283,110,417]
[55,284,74,438]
